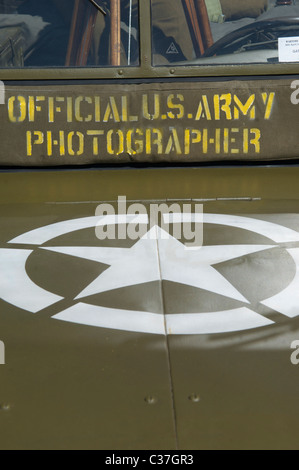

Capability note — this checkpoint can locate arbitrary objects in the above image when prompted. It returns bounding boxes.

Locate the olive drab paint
[2,165,299,449]
[0,80,287,166]
[2,0,299,451]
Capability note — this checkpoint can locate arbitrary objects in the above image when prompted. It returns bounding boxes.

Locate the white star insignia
[43,226,274,303]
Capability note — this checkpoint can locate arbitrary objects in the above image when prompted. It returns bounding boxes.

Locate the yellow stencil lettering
[103,97,121,123]
[243,128,249,154]
[142,94,160,120]
[202,129,208,154]
[107,129,124,155]
[223,128,229,153]
[234,95,256,120]
[165,128,182,155]
[26,131,44,156]
[126,129,137,155]
[134,129,144,154]
[262,92,275,120]
[87,130,104,155]
[8,96,26,122]
[59,131,65,156]
[149,129,163,154]
[68,131,84,156]
[67,97,73,123]
[28,96,45,122]
[94,96,101,122]
[184,129,201,154]
[230,128,240,154]
[250,128,261,153]
[75,96,92,122]
[167,94,184,119]
[121,96,128,122]
[195,95,211,120]
[48,97,54,123]
[214,94,232,121]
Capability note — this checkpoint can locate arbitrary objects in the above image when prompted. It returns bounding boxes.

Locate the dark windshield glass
[151,0,299,65]
[0,0,139,67]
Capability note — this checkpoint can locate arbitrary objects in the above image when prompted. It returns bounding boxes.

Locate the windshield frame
[0,0,299,80]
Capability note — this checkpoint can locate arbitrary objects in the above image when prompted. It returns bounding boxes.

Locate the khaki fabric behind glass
[151,0,269,63]
[152,0,194,62]
[219,0,268,20]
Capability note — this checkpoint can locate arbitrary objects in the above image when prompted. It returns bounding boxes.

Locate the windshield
[0,0,139,67]
[151,0,299,65]
[2,0,299,70]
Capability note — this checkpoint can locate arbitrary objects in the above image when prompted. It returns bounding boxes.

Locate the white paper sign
[279,37,299,63]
